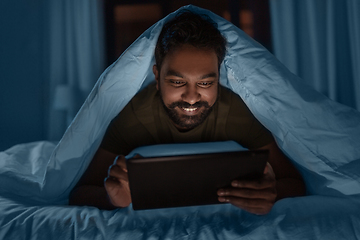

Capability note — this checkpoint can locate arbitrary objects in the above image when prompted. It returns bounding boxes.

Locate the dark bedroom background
[0,0,270,151]
[1,0,359,151]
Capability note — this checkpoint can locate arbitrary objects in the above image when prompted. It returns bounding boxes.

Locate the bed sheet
[1,164,359,240]
[1,4,360,240]
[1,140,359,239]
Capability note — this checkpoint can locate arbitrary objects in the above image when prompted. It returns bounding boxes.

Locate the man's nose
[181,85,201,105]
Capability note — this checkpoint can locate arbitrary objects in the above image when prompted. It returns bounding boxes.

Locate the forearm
[275,178,306,201]
[69,185,116,210]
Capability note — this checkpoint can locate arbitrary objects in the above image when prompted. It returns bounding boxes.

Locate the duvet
[1,5,360,240]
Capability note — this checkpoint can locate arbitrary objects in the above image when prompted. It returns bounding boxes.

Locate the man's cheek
[165,96,179,106]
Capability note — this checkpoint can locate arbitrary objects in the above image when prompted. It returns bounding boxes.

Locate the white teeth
[182,107,197,112]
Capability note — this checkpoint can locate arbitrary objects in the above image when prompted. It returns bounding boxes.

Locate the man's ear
[153,65,159,90]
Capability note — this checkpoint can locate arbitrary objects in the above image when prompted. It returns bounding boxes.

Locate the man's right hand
[104,155,132,208]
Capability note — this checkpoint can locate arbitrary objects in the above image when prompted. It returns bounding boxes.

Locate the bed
[1,5,360,240]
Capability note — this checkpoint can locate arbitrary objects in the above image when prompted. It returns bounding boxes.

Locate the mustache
[167,101,211,109]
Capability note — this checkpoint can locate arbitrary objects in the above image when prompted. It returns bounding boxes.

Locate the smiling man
[155,44,219,131]
[69,11,305,214]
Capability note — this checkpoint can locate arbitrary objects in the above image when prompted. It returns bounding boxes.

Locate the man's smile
[180,106,200,115]
[182,107,197,112]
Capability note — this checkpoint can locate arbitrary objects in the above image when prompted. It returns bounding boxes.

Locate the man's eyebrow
[165,70,183,78]
[165,70,217,79]
[200,72,218,79]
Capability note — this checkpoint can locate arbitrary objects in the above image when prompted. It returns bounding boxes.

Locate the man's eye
[198,82,213,87]
[171,80,185,85]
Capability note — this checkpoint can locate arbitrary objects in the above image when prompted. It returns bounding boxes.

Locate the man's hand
[104,155,132,208]
[217,162,277,215]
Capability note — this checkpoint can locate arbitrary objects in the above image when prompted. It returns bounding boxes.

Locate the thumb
[263,163,269,174]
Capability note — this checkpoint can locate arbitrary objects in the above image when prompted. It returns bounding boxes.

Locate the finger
[218,195,267,207]
[104,176,129,189]
[264,163,268,174]
[264,162,275,178]
[113,155,127,171]
[218,187,276,200]
[104,176,130,194]
[104,177,132,207]
[104,176,122,189]
[218,196,273,215]
[231,178,275,190]
[108,164,129,182]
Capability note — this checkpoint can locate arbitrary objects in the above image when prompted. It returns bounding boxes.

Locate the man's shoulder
[114,82,157,125]
[101,82,159,154]
[116,82,159,140]
[130,82,158,111]
[218,85,263,125]
[218,85,273,149]
[218,85,248,112]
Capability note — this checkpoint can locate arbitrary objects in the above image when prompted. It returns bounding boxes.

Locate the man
[69,11,305,215]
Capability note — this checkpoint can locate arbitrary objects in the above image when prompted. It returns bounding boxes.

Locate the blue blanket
[1,5,360,239]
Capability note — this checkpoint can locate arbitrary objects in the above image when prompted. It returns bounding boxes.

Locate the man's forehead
[160,45,219,74]
[164,69,218,79]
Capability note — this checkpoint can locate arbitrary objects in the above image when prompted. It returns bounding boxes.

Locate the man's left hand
[217,162,277,215]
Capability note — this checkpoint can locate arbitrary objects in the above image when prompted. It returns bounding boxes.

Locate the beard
[158,88,217,131]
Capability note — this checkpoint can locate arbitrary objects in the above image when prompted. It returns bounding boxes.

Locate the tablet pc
[126,149,268,210]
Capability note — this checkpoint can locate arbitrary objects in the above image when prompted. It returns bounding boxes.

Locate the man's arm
[69,148,131,209]
[217,139,306,215]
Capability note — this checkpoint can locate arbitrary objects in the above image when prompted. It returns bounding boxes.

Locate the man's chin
[177,121,199,130]
[173,115,204,130]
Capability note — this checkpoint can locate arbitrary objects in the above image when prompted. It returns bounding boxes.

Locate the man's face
[153,44,219,131]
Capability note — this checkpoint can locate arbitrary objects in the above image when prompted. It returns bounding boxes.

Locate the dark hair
[155,11,227,71]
